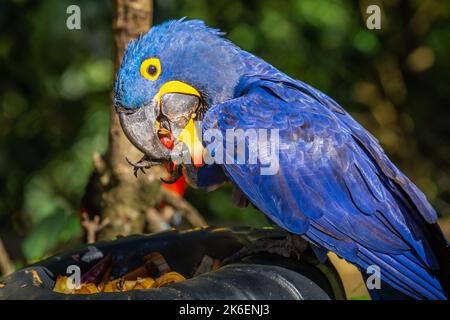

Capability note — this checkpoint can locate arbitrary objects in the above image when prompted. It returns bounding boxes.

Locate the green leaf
[22,208,81,262]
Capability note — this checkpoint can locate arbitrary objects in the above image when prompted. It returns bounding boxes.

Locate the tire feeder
[0,227,346,300]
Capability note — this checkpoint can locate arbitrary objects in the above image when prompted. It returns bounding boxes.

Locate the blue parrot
[114,19,450,300]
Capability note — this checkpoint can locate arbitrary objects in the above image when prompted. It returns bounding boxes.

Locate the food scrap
[194,255,221,277]
[30,269,43,286]
[52,251,220,294]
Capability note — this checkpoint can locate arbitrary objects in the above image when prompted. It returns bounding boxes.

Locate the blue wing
[203,77,447,299]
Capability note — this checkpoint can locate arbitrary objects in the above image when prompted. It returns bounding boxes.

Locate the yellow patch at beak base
[178,118,204,167]
[155,81,201,102]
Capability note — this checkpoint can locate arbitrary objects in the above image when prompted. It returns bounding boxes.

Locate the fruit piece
[194,255,214,276]
[122,280,137,291]
[193,256,222,276]
[143,252,171,278]
[212,259,222,271]
[123,265,149,281]
[81,254,112,285]
[154,272,185,288]
[103,279,122,293]
[31,269,43,286]
[101,264,112,283]
[75,283,100,294]
[52,251,191,294]
[134,277,155,289]
[53,276,72,294]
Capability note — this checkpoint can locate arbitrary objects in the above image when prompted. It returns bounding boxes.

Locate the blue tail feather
[358,247,447,300]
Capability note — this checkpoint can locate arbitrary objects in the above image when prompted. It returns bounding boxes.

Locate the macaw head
[114,19,243,183]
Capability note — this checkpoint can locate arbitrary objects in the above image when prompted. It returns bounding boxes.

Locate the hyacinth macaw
[114,19,449,300]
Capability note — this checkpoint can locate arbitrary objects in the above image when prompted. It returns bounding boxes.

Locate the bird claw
[125,156,162,177]
[160,165,183,184]
[222,234,308,265]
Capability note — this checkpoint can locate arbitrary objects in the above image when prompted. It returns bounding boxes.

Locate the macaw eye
[140,57,161,81]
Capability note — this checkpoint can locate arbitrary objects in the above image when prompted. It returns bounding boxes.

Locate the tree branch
[161,188,207,227]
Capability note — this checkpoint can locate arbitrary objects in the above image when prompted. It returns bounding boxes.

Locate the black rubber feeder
[0,227,345,300]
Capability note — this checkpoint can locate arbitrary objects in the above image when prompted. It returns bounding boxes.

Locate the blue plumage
[115,19,450,300]
[203,68,448,300]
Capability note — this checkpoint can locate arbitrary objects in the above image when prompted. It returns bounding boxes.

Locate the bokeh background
[0,0,449,285]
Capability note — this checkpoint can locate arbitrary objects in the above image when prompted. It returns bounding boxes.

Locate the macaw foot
[125,156,162,177]
[223,233,308,265]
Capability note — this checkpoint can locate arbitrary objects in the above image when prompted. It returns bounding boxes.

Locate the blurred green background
[0,0,449,268]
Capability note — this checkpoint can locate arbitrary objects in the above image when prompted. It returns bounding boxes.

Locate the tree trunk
[82,0,206,241]
[95,0,163,241]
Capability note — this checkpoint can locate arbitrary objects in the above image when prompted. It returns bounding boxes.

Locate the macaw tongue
[159,135,174,150]
[158,129,179,180]
[158,129,174,150]
[158,125,203,168]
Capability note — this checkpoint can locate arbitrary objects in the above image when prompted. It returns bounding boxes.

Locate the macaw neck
[233,49,294,98]
[200,48,292,107]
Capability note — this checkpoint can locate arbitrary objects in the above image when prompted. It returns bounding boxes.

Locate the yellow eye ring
[140,57,161,81]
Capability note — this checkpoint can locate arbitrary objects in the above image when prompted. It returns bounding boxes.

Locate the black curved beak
[117,98,169,162]
[116,91,204,179]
